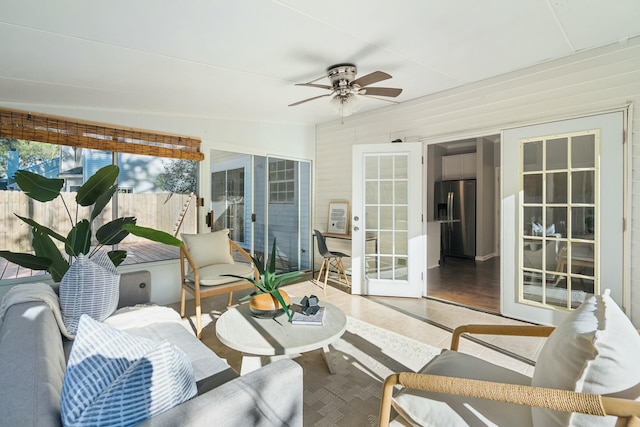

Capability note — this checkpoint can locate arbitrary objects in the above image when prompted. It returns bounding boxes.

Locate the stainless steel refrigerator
[434,179,476,260]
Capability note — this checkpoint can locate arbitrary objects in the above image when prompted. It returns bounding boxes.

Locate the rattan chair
[313,229,350,293]
[179,229,258,338]
[379,320,640,427]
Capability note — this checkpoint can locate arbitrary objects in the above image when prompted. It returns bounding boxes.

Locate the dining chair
[313,229,350,293]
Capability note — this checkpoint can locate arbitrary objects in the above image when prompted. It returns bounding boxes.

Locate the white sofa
[0,281,303,426]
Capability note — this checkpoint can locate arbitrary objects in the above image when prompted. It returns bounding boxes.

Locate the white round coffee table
[216,299,347,375]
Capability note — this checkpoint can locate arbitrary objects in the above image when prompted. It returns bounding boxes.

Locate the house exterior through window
[269,159,295,203]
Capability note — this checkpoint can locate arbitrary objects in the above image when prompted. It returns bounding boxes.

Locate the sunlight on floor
[174,280,545,377]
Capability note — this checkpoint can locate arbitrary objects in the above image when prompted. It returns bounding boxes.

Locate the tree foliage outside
[0,138,60,177]
[157,159,197,194]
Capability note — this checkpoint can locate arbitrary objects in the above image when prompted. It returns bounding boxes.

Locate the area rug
[295,317,441,427]
[199,314,441,426]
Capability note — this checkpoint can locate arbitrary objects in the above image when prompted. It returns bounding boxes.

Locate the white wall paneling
[315,38,640,325]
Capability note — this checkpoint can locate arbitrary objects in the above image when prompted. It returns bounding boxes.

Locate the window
[269,159,295,203]
[520,131,598,309]
[0,139,199,281]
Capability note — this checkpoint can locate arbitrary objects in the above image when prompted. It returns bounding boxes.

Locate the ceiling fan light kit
[328,92,361,117]
[289,63,402,121]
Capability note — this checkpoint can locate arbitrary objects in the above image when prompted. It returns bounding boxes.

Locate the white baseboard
[475,253,498,261]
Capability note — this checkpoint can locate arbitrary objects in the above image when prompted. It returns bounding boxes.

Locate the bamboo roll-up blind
[0,107,204,161]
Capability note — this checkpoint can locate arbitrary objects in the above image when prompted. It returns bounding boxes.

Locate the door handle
[353,226,360,232]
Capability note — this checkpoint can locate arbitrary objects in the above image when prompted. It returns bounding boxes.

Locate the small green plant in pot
[0,164,182,282]
[227,239,304,322]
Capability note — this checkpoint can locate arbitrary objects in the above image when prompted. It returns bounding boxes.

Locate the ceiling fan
[288,63,402,117]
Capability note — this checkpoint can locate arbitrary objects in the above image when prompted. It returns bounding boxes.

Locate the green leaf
[252,255,266,277]
[96,217,136,245]
[91,184,118,221]
[268,238,277,275]
[107,250,127,267]
[31,229,69,282]
[14,170,64,202]
[16,215,66,242]
[273,270,305,288]
[66,219,91,257]
[122,224,182,247]
[270,289,292,322]
[0,251,52,271]
[76,165,119,207]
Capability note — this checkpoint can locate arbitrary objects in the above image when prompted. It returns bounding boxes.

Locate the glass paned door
[210,150,311,274]
[352,143,423,297]
[212,167,245,242]
[521,131,598,309]
[364,154,409,281]
[263,156,311,272]
[502,112,624,325]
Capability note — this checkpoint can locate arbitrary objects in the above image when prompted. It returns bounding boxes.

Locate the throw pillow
[59,252,120,335]
[60,315,196,427]
[531,290,640,427]
[181,229,234,268]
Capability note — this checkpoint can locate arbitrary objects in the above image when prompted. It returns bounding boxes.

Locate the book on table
[291,306,326,326]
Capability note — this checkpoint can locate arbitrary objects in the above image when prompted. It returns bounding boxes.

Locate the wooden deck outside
[0,241,180,281]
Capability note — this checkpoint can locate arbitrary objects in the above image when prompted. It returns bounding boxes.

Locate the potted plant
[228,239,304,322]
[0,164,182,282]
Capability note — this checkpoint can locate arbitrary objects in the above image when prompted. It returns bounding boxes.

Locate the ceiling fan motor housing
[327,63,358,92]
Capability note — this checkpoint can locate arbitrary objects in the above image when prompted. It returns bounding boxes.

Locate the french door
[502,112,625,325]
[351,143,424,297]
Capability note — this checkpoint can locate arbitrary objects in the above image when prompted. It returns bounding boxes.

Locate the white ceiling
[1,0,639,127]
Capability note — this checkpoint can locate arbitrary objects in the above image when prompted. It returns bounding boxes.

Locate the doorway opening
[425,135,501,312]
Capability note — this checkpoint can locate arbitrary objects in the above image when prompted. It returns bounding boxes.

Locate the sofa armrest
[138,359,303,427]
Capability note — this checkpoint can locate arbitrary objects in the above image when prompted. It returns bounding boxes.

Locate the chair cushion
[185,263,255,287]
[61,315,197,426]
[392,349,534,427]
[531,290,640,427]
[182,229,234,268]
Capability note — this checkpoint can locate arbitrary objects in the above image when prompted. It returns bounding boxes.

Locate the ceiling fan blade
[361,95,401,104]
[295,83,333,90]
[288,93,332,107]
[360,87,403,97]
[352,71,392,87]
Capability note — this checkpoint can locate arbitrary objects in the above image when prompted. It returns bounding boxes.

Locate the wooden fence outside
[0,191,197,253]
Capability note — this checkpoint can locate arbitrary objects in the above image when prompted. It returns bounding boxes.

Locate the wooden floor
[427,256,500,313]
[0,242,179,280]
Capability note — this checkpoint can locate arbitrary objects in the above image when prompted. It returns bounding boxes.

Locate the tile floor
[177,279,547,378]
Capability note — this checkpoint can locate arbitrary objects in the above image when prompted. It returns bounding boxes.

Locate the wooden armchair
[180,229,258,338]
[379,293,640,427]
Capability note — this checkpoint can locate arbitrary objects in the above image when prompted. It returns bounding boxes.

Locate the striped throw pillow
[61,315,197,427]
[59,252,120,335]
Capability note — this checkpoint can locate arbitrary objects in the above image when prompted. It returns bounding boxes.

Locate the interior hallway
[427,256,500,313]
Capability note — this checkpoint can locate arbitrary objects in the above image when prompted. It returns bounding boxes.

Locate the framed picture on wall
[328,202,350,235]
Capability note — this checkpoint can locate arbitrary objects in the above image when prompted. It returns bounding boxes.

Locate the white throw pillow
[181,229,234,268]
[531,290,640,427]
[60,315,196,427]
[59,252,120,335]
